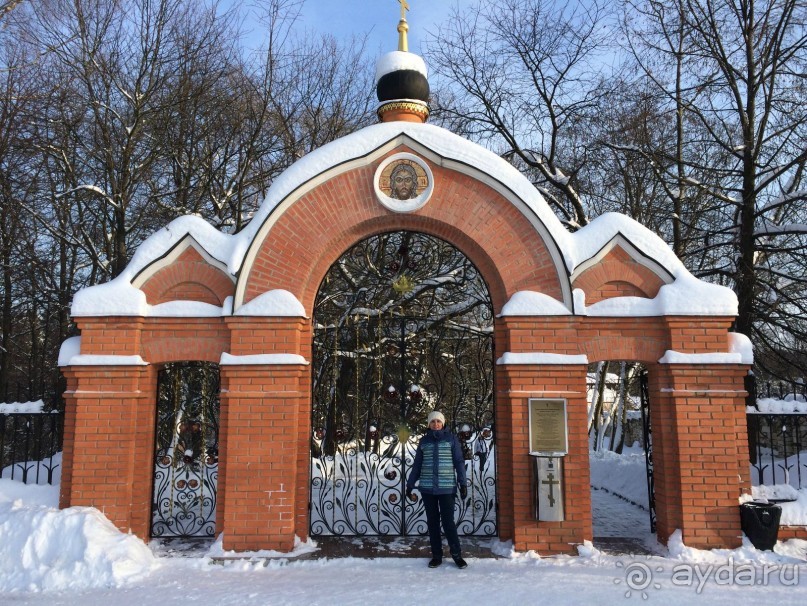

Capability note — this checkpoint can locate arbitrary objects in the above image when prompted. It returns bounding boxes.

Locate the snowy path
[5,544,807,606]
[592,486,653,538]
[2,478,807,605]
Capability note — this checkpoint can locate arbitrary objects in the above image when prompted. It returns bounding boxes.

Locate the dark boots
[428,554,467,569]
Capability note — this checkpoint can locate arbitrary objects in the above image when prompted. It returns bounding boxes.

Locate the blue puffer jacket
[406,428,467,495]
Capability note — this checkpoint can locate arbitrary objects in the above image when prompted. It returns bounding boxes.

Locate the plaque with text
[528,399,568,455]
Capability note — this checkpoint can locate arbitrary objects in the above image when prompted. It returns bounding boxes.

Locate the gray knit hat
[427,411,445,424]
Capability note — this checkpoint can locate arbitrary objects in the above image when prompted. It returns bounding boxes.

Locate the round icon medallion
[374,153,434,213]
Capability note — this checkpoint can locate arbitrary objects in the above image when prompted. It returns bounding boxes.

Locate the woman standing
[406,411,468,569]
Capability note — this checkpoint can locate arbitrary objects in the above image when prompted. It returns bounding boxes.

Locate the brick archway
[236,144,570,315]
[60,124,753,555]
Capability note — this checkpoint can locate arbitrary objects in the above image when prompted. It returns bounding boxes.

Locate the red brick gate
[59,102,751,556]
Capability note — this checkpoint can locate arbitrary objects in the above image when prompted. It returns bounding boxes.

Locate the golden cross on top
[396,0,410,51]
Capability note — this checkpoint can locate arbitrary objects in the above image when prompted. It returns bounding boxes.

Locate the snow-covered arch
[232,123,575,314]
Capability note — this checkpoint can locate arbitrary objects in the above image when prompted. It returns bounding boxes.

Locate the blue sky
[232,0,458,56]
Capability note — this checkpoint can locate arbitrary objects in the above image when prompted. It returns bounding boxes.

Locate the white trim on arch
[569,233,675,287]
[233,134,572,312]
[131,234,235,290]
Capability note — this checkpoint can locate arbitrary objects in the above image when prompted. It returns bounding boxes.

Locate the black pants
[422,492,461,558]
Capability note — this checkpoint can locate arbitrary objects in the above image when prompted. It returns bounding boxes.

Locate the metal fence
[0,412,63,485]
[747,412,807,490]
[750,376,807,403]
[2,398,805,494]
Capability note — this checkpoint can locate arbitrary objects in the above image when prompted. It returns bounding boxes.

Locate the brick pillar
[59,364,153,536]
[129,365,158,538]
[219,316,309,552]
[219,363,306,551]
[59,373,78,509]
[497,362,590,555]
[648,363,750,549]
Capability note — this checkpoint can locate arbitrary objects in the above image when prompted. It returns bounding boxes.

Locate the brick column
[497,361,590,555]
[219,363,306,551]
[648,363,750,549]
[219,316,309,552]
[129,365,158,538]
[59,364,152,536]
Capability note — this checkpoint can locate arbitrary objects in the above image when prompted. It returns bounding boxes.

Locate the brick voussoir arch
[135,237,236,306]
[237,141,572,315]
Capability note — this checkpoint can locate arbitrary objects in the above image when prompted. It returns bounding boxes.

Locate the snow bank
[728,332,754,364]
[750,397,807,413]
[0,484,157,592]
[71,281,148,317]
[497,352,588,365]
[658,350,743,364]
[745,485,807,527]
[0,479,59,508]
[220,353,309,365]
[499,291,572,316]
[583,275,737,317]
[148,300,226,317]
[2,452,62,486]
[589,448,649,508]
[234,289,306,317]
[0,400,45,414]
[745,486,807,526]
[206,534,318,560]
[666,528,807,563]
[57,337,81,366]
[64,354,148,366]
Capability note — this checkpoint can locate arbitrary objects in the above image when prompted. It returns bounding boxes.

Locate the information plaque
[528,398,568,455]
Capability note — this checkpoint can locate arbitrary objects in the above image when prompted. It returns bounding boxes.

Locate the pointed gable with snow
[134,236,235,307]
[571,233,674,304]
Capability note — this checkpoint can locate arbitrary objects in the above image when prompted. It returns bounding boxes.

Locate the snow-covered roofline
[69,121,739,319]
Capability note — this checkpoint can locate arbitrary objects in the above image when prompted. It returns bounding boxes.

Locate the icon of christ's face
[390,164,418,200]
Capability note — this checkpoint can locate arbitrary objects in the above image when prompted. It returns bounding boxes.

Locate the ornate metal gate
[151,362,220,538]
[310,231,496,536]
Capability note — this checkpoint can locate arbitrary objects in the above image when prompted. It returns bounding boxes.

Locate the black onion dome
[376,69,430,103]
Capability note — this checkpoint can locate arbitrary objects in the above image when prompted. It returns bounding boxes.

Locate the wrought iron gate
[151,362,220,538]
[310,231,496,536]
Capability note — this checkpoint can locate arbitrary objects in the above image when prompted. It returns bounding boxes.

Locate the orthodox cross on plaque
[542,472,560,507]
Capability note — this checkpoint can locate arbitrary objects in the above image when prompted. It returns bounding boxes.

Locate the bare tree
[0,0,379,404]
[0,35,55,401]
[0,1,23,20]
[624,0,807,384]
[428,0,617,229]
[150,0,375,232]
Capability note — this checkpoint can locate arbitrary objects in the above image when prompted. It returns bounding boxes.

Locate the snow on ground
[592,487,652,539]
[590,446,650,510]
[1,457,807,604]
[0,400,45,414]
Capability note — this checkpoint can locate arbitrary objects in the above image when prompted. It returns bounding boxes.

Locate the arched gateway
[59,16,753,555]
[310,231,496,537]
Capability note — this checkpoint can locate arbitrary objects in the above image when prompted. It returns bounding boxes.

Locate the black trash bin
[739,501,782,550]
